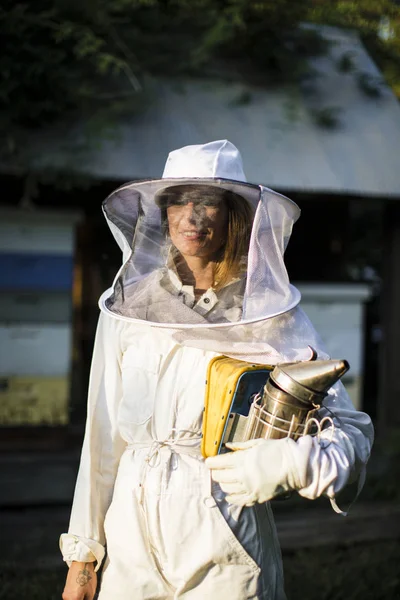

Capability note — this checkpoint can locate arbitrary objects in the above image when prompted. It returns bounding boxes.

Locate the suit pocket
[120,348,161,424]
[210,488,261,573]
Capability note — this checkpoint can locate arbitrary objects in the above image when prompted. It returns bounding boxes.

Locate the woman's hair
[155,184,255,290]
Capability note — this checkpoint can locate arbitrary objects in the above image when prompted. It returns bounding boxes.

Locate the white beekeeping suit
[60,140,374,600]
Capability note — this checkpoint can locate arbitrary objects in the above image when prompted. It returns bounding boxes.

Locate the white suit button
[203,496,216,508]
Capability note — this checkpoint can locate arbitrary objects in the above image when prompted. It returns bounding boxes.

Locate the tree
[1,0,400,175]
[309,0,400,97]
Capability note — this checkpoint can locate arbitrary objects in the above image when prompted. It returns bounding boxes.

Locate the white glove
[206,437,313,506]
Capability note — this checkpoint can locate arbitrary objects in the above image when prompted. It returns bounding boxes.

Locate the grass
[0,540,399,600]
[0,567,66,600]
[284,540,400,600]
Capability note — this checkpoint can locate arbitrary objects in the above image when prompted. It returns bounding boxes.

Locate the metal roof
[33,25,400,197]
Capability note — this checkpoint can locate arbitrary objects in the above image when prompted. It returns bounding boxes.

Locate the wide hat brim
[102,176,300,255]
[104,176,300,217]
[104,177,262,211]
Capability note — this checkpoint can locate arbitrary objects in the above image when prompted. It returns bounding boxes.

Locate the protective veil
[60,141,374,600]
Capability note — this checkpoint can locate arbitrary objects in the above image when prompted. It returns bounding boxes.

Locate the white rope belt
[127,429,203,469]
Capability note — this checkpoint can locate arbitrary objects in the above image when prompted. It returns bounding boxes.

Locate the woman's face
[166,198,228,260]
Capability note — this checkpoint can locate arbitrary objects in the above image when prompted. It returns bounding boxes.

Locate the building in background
[298,283,371,410]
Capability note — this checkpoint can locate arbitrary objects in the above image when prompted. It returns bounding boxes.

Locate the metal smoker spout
[246,350,351,442]
[269,356,350,405]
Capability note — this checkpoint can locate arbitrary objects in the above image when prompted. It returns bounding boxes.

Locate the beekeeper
[60,140,373,600]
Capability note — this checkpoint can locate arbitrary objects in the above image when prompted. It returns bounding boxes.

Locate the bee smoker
[221,351,349,447]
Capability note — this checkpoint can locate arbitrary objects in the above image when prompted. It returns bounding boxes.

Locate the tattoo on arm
[76,563,93,587]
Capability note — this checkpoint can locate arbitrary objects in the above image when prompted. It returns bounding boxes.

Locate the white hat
[117,140,262,209]
[163,140,247,181]
[102,140,300,256]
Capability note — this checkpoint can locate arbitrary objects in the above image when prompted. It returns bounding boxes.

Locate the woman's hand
[206,437,312,506]
[62,561,97,600]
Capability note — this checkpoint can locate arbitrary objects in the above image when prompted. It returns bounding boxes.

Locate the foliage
[309,0,400,98]
[0,0,208,169]
[1,0,400,175]
[312,106,342,128]
[0,1,317,130]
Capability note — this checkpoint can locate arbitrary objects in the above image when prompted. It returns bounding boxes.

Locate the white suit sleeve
[60,312,126,570]
[296,380,374,511]
[275,307,374,511]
